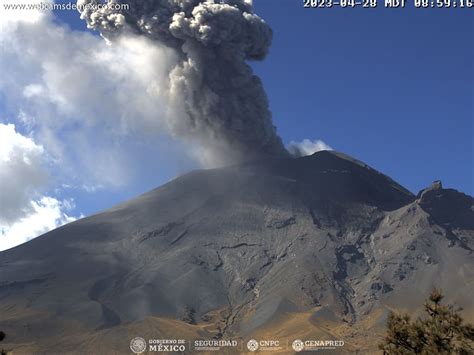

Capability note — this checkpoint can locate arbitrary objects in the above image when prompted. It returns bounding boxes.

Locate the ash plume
[78,0,288,165]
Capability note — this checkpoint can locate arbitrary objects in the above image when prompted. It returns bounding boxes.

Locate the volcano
[1,151,473,353]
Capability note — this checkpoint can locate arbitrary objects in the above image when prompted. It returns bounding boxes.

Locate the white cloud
[0,5,179,189]
[0,123,78,251]
[0,123,48,223]
[287,139,333,157]
[0,0,49,25]
[22,84,45,98]
[0,197,77,251]
[0,3,176,246]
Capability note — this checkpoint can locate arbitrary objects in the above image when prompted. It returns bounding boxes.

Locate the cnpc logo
[246,339,282,351]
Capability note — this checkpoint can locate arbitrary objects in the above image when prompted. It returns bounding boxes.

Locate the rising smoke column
[78,0,288,164]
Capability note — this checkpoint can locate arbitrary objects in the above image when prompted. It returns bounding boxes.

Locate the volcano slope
[1,151,473,353]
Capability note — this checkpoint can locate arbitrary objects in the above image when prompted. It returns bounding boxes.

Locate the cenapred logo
[292,339,304,352]
[130,337,147,354]
[247,339,259,352]
[292,339,345,352]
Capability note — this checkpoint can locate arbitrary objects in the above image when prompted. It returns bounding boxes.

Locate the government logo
[130,337,147,354]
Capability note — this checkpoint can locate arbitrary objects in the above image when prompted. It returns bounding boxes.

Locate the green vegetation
[0,330,6,355]
[380,289,474,354]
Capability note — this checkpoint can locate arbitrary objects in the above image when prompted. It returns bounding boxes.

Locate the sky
[0,0,472,250]
[252,3,473,196]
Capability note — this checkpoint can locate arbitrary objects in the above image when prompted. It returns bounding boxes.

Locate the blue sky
[0,1,472,250]
[253,3,473,196]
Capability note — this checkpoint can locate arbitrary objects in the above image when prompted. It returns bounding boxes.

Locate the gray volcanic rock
[0,151,473,353]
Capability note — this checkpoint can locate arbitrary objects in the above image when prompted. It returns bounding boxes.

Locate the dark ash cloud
[78,0,288,165]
